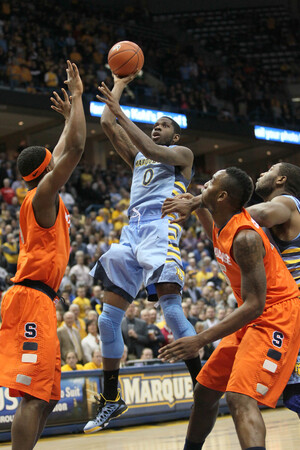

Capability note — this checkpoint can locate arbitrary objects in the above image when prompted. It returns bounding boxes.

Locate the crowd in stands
[1,1,300,127]
[0,151,238,371]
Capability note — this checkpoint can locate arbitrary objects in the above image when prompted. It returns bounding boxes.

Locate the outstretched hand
[158,335,202,363]
[112,71,139,86]
[96,82,122,116]
[64,60,83,96]
[161,193,195,225]
[50,88,71,119]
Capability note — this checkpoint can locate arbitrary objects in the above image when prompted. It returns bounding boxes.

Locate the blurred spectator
[120,345,129,368]
[207,265,224,290]
[121,303,149,359]
[160,323,174,346]
[182,276,202,303]
[84,348,103,370]
[90,285,103,314]
[0,179,15,204]
[15,179,28,205]
[195,260,213,286]
[59,185,75,211]
[69,251,93,288]
[61,351,84,371]
[2,233,18,274]
[81,319,100,363]
[57,311,84,365]
[195,322,215,360]
[74,233,87,254]
[140,308,165,357]
[72,285,91,319]
[69,303,87,339]
[202,306,221,349]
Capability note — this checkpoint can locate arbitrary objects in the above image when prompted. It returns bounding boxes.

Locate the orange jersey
[12,188,70,291]
[213,208,299,308]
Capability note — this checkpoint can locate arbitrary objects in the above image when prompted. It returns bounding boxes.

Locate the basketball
[108,41,144,77]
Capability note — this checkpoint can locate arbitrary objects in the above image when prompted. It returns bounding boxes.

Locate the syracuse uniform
[197,209,300,408]
[0,188,70,403]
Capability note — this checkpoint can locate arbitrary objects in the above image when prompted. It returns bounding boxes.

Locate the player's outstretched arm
[159,229,266,363]
[99,73,138,169]
[247,196,294,228]
[97,82,193,170]
[50,88,72,163]
[33,61,86,224]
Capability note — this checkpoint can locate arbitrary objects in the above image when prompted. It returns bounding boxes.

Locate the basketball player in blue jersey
[84,74,201,433]
[248,162,300,419]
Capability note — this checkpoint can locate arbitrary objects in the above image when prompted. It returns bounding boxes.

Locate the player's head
[17,146,53,185]
[255,162,300,200]
[151,116,181,146]
[201,167,253,212]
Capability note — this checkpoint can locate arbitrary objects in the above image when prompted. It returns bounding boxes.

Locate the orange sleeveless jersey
[12,188,70,291]
[213,208,299,308]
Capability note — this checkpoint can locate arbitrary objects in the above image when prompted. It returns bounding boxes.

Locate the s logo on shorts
[272,331,284,348]
[24,322,37,339]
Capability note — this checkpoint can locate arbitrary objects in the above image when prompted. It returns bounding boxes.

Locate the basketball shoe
[84,389,128,433]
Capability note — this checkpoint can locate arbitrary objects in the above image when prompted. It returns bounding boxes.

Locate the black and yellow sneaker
[83,389,128,433]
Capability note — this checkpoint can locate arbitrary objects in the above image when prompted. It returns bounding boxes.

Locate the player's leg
[85,228,143,433]
[156,282,201,386]
[226,392,266,449]
[184,383,224,449]
[34,337,61,444]
[100,292,129,398]
[282,350,300,419]
[34,400,58,445]
[11,394,48,450]
[84,292,129,433]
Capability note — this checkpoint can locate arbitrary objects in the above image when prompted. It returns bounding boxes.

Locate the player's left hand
[50,88,72,119]
[97,82,122,115]
[161,194,194,224]
[158,335,202,362]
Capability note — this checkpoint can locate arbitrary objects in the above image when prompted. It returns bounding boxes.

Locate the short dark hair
[223,167,254,209]
[278,162,300,198]
[17,146,47,178]
[160,116,181,136]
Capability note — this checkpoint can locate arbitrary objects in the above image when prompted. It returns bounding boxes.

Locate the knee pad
[98,303,125,359]
[159,294,196,340]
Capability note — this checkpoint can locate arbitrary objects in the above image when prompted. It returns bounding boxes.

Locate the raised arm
[33,61,86,227]
[159,229,266,362]
[50,88,72,163]
[247,196,294,228]
[98,74,138,169]
[97,82,193,171]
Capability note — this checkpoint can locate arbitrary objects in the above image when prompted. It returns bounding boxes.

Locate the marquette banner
[1,362,278,439]
[119,368,193,414]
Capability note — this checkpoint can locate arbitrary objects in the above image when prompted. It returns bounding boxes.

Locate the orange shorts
[0,285,61,403]
[197,298,300,408]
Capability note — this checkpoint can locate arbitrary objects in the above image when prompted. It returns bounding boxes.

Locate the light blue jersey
[90,149,193,302]
[128,151,191,218]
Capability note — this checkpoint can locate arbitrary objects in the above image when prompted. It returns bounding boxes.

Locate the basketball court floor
[0,407,298,449]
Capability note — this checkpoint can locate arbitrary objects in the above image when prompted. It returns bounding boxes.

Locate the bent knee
[193,384,223,409]
[99,312,116,344]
